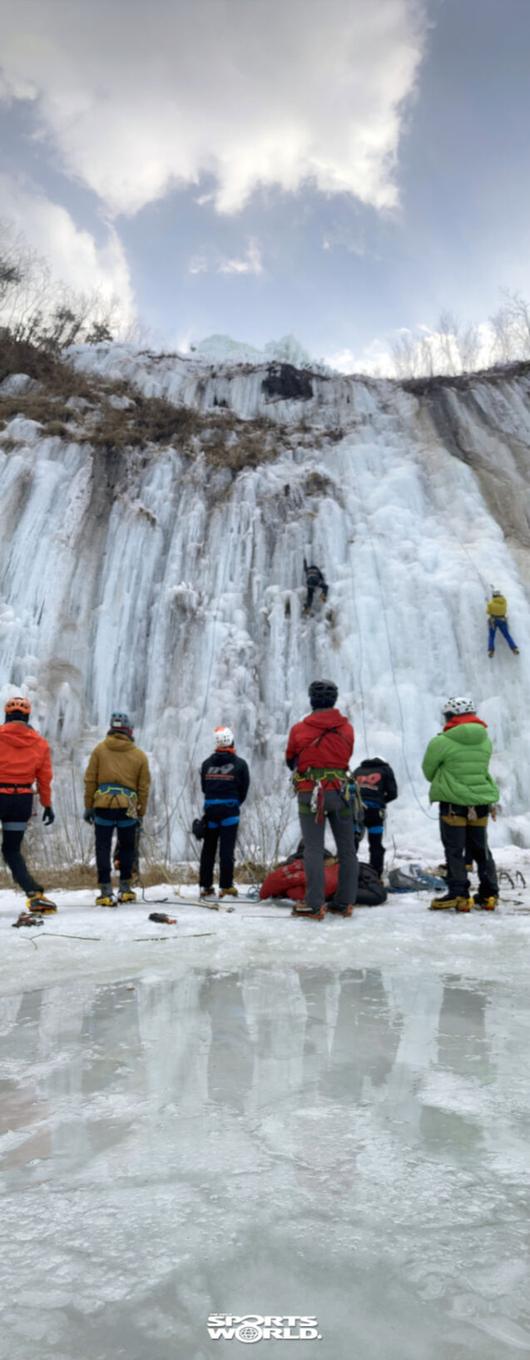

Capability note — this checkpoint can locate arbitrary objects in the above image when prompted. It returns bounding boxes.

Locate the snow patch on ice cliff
[1,345,530,860]
[192,332,314,369]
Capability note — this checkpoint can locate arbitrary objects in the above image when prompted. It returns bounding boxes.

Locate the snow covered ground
[1,851,530,1359]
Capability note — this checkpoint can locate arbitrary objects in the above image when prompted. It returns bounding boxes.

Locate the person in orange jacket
[0,695,56,912]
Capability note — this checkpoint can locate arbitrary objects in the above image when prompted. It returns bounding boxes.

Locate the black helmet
[308,679,338,710]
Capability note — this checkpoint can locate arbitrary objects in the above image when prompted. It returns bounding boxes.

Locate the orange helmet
[4,696,32,716]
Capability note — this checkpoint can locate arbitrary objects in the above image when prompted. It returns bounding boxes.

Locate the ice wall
[1,349,530,859]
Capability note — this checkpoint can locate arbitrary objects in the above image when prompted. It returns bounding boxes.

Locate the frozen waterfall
[1,348,530,859]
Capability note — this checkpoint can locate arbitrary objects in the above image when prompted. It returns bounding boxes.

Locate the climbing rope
[353,461,437,821]
[348,535,370,753]
[368,529,437,821]
[418,438,520,706]
[161,518,237,847]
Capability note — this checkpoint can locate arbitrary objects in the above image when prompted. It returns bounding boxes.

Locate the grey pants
[299,790,359,911]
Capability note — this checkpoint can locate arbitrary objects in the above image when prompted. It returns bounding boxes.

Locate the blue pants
[363,806,385,875]
[488,618,518,654]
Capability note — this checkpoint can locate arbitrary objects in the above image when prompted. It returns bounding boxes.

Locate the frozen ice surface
[1,857,530,1359]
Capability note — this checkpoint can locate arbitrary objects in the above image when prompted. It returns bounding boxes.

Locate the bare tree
[391,311,481,379]
[391,330,419,379]
[490,290,530,365]
[0,217,120,353]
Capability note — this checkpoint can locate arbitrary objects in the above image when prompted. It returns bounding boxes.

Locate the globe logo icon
[235,1322,262,1343]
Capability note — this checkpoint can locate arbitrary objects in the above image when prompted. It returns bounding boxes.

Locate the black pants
[363,807,385,876]
[94,810,137,886]
[0,792,41,896]
[439,803,498,898]
[113,825,141,877]
[199,808,239,890]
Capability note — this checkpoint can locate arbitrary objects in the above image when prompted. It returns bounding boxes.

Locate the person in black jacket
[199,726,250,899]
[303,559,328,613]
[353,757,398,878]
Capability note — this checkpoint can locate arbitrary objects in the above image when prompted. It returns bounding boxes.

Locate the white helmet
[443,696,475,718]
[491,588,502,597]
[214,725,235,750]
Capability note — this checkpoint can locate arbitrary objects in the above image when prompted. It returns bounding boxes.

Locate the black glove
[83,809,95,824]
[42,806,55,825]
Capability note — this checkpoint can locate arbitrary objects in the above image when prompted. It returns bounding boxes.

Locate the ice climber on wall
[486,589,519,657]
[285,680,358,919]
[303,559,328,614]
[422,696,499,912]
[0,695,57,913]
[84,712,151,907]
[198,726,250,900]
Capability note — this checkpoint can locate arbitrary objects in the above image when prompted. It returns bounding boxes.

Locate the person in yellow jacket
[84,711,150,906]
[486,590,519,657]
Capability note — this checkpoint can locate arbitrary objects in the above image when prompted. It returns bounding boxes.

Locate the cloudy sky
[1,0,529,369]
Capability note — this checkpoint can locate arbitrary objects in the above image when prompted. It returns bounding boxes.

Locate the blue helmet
[109,711,133,737]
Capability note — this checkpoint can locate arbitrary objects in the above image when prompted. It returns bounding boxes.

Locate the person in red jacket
[285,679,357,919]
[0,695,56,912]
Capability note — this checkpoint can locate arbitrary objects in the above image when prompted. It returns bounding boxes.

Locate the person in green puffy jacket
[422,696,499,912]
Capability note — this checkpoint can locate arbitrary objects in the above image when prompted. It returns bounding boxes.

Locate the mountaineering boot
[488,649,494,658]
[200,886,216,900]
[473,893,498,910]
[513,648,520,655]
[26,893,57,914]
[430,892,458,909]
[219,887,238,899]
[430,892,470,911]
[118,886,137,903]
[96,885,117,907]
[291,902,327,920]
[328,903,354,917]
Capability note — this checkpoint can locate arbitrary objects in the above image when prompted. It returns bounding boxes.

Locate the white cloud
[327,318,499,380]
[325,340,395,376]
[218,240,263,275]
[187,239,263,276]
[188,255,208,276]
[0,0,426,217]
[0,174,134,321]
[322,220,368,258]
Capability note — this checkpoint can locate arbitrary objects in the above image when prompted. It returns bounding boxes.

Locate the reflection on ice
[1,964,530,1359]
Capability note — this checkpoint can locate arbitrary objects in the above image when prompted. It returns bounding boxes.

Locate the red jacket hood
[443,715,487,732]
[0,722,37,747]
[0,721,53,806]
[303,708,349,731]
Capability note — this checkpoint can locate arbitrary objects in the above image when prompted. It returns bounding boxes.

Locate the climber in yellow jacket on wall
[486,590,519,657]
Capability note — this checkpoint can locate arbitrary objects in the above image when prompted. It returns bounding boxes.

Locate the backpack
[260,856,386,905]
